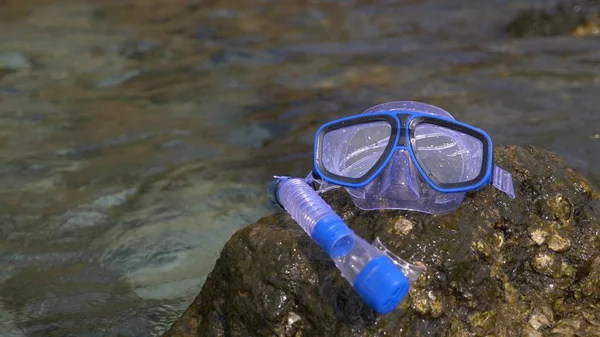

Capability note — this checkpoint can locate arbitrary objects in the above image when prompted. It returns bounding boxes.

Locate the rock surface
[162,145,600,337]
[505,0,600,37]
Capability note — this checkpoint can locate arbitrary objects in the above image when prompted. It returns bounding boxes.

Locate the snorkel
[269,176,425,314]
[268,101,515,314]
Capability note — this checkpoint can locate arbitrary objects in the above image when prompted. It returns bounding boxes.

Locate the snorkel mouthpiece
[355,255,410,313]
[333,232,411,314]
[271,176,424,314]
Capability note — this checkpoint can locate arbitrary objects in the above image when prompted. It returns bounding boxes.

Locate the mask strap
[304,171,340,194]
[492,165,515,199]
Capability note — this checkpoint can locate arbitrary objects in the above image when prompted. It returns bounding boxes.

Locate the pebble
[0,52,31,70]
[392,217,414,235]
[548,231,571,252]
[94,69,142,88]
[529,309,551,330]
[532,252,555,275]
[529,228,548,245]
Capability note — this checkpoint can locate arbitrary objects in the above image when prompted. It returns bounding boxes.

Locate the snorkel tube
[269,176,425,314]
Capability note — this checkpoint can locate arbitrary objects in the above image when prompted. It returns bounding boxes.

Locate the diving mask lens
[319,119,393,180]
[411,122,485,187]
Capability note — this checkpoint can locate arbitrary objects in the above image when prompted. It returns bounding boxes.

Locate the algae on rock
[162,146,600,337]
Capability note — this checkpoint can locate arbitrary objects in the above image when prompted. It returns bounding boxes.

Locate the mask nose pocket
[377,149,420,200]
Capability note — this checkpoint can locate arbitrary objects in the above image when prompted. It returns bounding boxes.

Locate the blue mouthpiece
[311,214,354,257]
[353,255,410,314]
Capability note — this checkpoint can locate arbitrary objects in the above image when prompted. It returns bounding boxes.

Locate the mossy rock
[162,145,600,337]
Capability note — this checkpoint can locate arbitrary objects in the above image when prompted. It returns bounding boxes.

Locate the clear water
[0,0,598,336]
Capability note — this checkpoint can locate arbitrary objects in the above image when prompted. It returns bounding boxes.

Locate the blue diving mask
[308,101,515,215]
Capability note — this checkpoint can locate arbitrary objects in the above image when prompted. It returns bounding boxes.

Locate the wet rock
[162,146,600,337]
[410,289,444,318]
[555,260,577,279]
[548,230,571,252]
[572,256,600,300]
[551,317,586,335]
[505,0,600,37]
[469,310,497,336]
[529,227,548,245]
[523,326,544,337]
[532,251,555,275]
[391,216,414,236]
[549,193,574,222]
[528,306,553,331]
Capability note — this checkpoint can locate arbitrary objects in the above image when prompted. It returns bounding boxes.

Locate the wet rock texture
[162,145,600,337]
[506,0,600,37]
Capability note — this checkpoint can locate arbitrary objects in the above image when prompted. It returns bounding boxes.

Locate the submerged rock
[0,52,31,71]
[162,145,600,337]
[94,69,142,88]
[505,0,600,37]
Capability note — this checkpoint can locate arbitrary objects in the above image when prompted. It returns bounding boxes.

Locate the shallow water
[0,0,598,336]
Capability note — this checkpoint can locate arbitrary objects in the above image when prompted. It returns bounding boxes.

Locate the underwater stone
[505,0,600,37]
[162,146,600,337]
[59,210,107,231]
[94,69,142,88]
[0,52,31,70]
[91,188,137,208]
